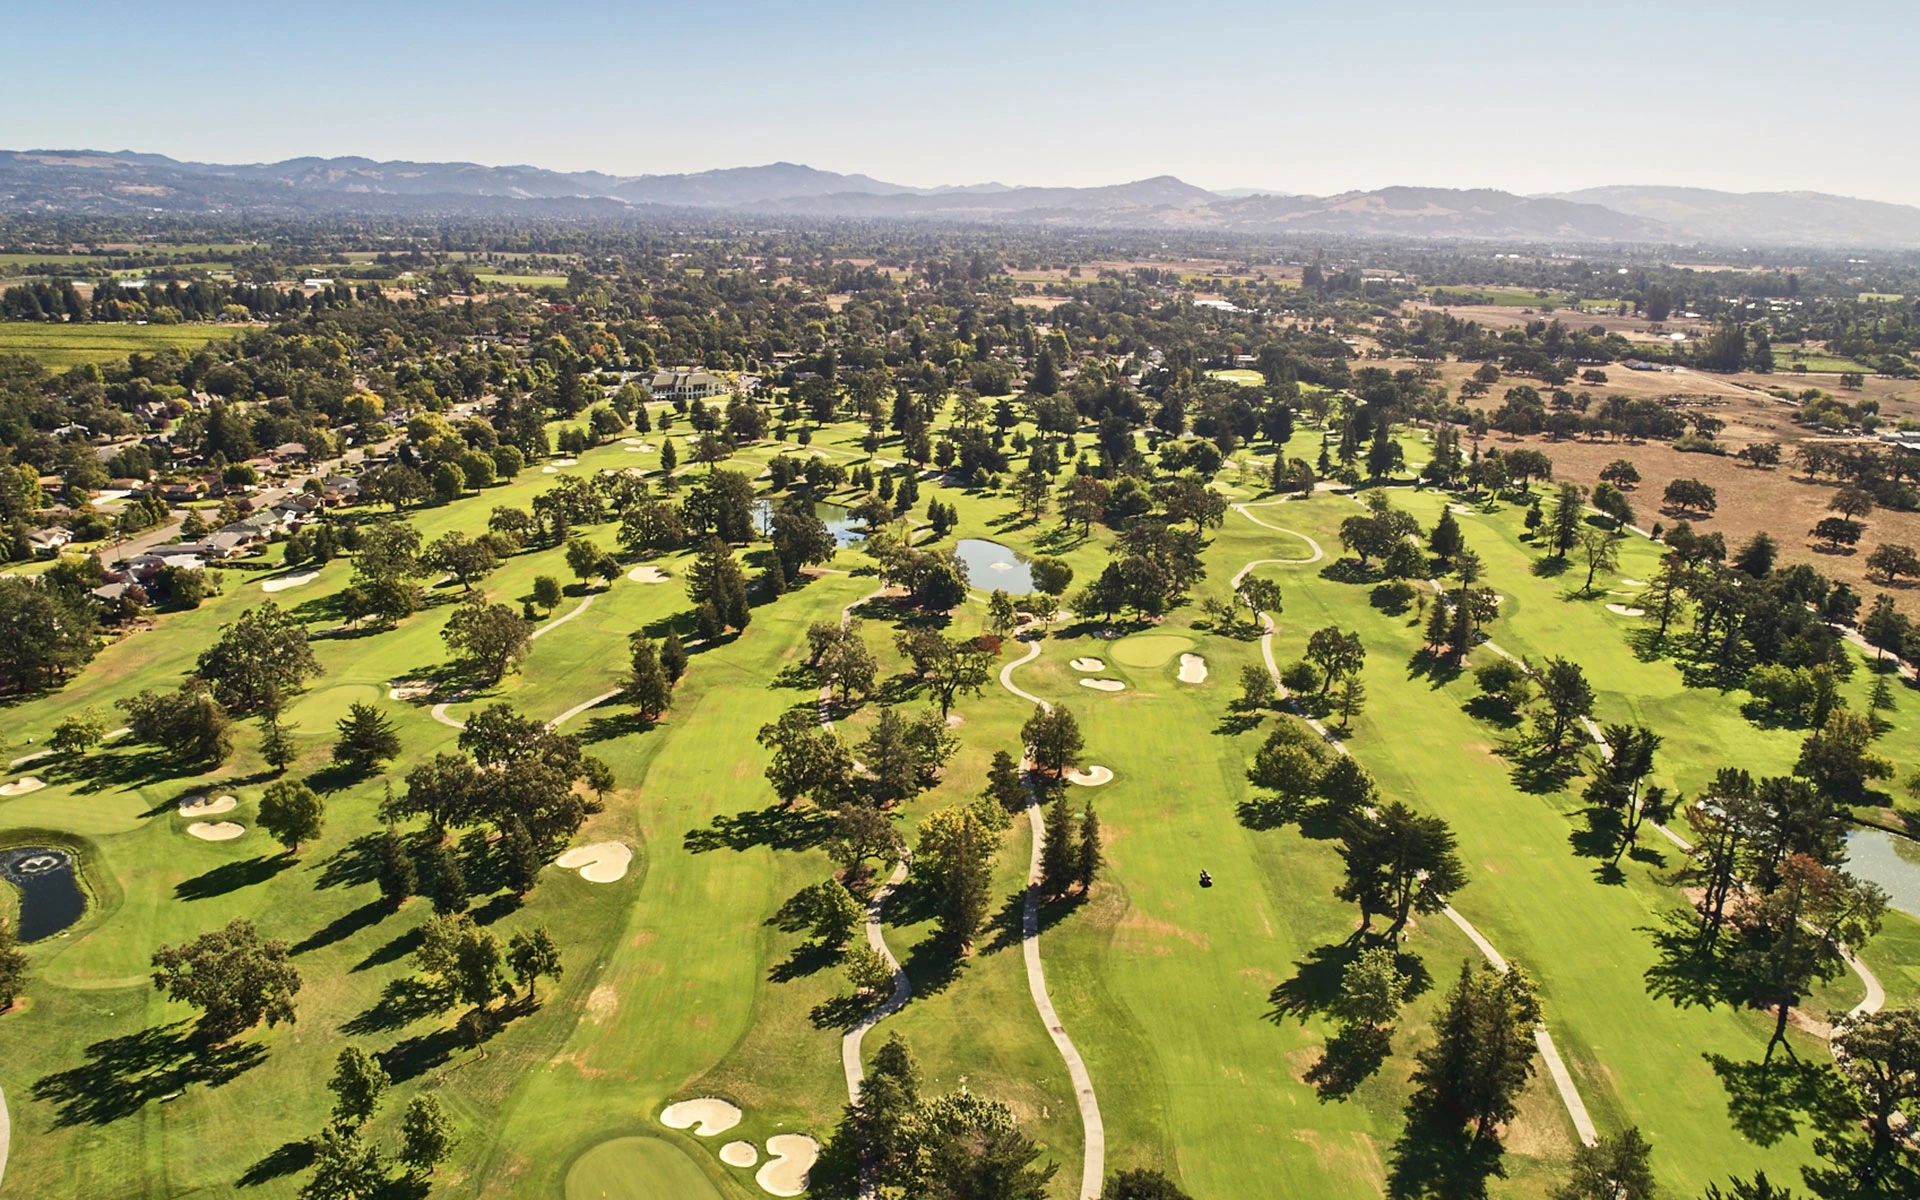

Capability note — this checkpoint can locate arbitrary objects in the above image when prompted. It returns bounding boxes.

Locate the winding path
[530,587,602,641]
[1231,523,1606,1146]
[825,588,924,1119]
[426,588,611,730]
[996,636,1105,1200]
[1,1082,9,1191]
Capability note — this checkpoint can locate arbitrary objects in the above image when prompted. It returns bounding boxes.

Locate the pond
[1847,828,1920,920]
[754,500,866,548]
[1,846,86,941]
[954,538,1034,594]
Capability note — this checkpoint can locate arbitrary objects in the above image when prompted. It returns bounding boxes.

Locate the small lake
[1847,828,1920,919]
[955,538,1035,593]
[754,500,865,548]
[1,846,86,941]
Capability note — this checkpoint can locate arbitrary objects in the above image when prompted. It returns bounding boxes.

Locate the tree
[507,926,563,1000]
[376,826,417,905]
[0,918,27,1009]
[1733,532,1778,578]
[1701,1174,1800,1200]
[1599,459,1640,488]
[1429,509,1465,563]
[1546,481,1586,557]
[1583,725,1673,864]
[415,913,511,1012]
[1335,802,1469,939]
[1041,795,1076,898]
[1536,657,1594,750]
[441,597,532,684]
[196,601,321,715]
[50,706,106,756]
[1811,516,1864,551]
[1733,854,1886,1058]
[333,702,401,773]
[422,841,469,914]
[1552,1127,1657,1200]
[1022,704,1084,777]
[1239,661,1276,709]
[686,537,751,633]
[1306,626,1366,693]
[424,530,497,591]
[660,630,689,682]
[302,1126,384,1200]
[532,575,563,612]
[1334,945,1408,1033]
[327,1045,389,1129]
[1867,542,1920,585]
[627,634,672,720]
[1336,674,1366,730]
[1576,526,1620,594]
[845,943,893,997]
[0,575,100,692]
[845,1031,923,1186]
[151,917,302,1039]
[922,806,995,950]
[758,708,857,809]
[1795,707,1894,798]
[258,780,326,854]
[1105,1169,1194,1200]
[398,1094,456,1176]
[1830,485,1876,526]
[564,536,604,586]
[1414,959,1541,1144]
[118,681,234,765]
[1076,802,1103,891]
[1663,477,1717,517]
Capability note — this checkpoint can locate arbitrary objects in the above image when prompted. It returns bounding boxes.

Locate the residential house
[27,527,73,557]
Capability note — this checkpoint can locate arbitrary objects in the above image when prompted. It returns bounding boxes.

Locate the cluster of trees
[301,1046,456,1200]
[0,571,102,693]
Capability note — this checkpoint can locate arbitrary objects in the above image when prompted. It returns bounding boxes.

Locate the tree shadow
[315,832,385,890]
[1306,1023,1393,1102]
[899,931,965,999]
[1571,809,1627,885]
[1214,711,1265,736]
[1529,555,1572,578]
[683,804,830,853]
[1321,559,1382,586]
[1237,797,1302,832]
[291,899,391,956]
[175,854,295,902]
[30,1021,268,1127]
[342,976,453,1035]
[577,709,658,744]
[1705,1052,1850,1148]
[770,939,841,984]
[1624,626,1670,664]
[1500,743,1583,796]
[353,923,426,973]
[1460,697,1523,728]
[237,1138,316,1188]
[1269,940,1362,1023]
[376,1024,468,1084]
[1642,911,1755,1012]
[1406,648,1464,688]
[808,993,877,1031]
[1385,1092,1508,1200]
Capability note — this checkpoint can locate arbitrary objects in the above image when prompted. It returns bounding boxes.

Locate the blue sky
[12,0,1919,203]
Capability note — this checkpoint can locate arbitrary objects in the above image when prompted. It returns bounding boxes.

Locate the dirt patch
[1116,909,1212,951]
[585,984,618,1023]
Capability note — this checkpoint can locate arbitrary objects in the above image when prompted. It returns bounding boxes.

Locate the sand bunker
[178,794,237,818]
[627,565,668,583]
[541,465,559,474]
[1068,657,1106,672]
[0,776,46,796]
[1080,678,1126,692]
[720,1141,759,1168]
[1606,604,1646,617]
[659,1097,742,1137]
[1068,766,1114,787]
[1620,578,1646,587]
[553,457,579,466]
[260,568,320,593]
[624,443,657,453]
[188,821,245,841]
[1178,653,1208,683]
[756,1134,819,1198]
[555,841,633,883]
[388,680,433,701]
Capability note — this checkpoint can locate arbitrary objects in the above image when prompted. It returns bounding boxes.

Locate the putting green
[565,1136,726,1200]
[1108,634,1195,669]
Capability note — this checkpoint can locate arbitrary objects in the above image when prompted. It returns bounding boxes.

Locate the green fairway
[1772,345,1877,373]
[1206,368,1264,385]
[0,321,248,367]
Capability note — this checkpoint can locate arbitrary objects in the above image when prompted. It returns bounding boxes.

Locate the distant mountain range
[4,150,1919,248]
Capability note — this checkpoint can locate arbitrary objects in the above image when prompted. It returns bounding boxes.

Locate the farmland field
[0,322,249,367]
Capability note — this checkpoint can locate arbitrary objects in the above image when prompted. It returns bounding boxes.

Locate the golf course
[3,402,1917,1200]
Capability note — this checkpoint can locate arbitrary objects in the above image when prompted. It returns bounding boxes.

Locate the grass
[0,322,248,368]
[3,409,1918,1199]
[1206,368,1264,386]
[1857,293,1905,303]
[1772,347,1878,374]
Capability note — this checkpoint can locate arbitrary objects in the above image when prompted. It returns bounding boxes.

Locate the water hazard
[1,845,86,941]
[954,538,1034,593]
[1847,828,1920,920]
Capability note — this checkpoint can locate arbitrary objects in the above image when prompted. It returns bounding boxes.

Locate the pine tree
[1041,796,1076,898]
[1076,803,1103,892]
[627,634,671,720]
[985,748,1028,812]
[1446,600,1473,664]
[1868,673,1896,737]
[938,814,993,951]
[1425,594,1453,650]
[260,714,298,775]
[424,841,468,914]
[659,438,678,473]
[659,631,689,682]
[333,701,402,772]
[1337,675,1367,730]
[501,816,542,895]
[376,824,417,905]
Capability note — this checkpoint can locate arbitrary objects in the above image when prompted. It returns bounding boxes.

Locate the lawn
[1206,368,1264,386]
[1772,346,1877,374]
[0,322,248,368]
[3,406,1917,1200]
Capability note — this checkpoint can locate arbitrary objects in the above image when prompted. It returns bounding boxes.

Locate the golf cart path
[824,588,923,1112]
[1240,565,1603,1147]
[998,635,1105,1200]
[1229,504,1326,562]
[1,1082,9,1191]
[425,590,611,731]
[531,587,600,641]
